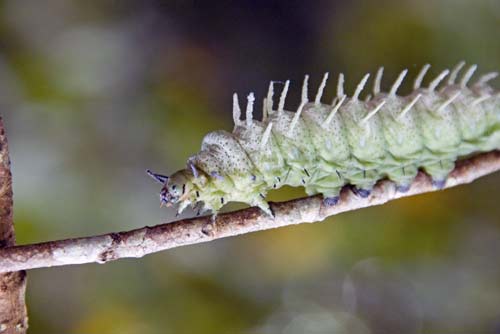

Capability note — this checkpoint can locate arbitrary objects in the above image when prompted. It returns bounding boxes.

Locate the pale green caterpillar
[148,62,499,217]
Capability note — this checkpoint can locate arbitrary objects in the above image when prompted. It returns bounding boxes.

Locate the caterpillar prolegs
[148,62,500,217]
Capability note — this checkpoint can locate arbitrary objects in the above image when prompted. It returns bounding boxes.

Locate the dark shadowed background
[0,0,499,333]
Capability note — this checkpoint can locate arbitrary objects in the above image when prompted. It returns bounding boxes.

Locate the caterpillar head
[162,170,195,208]
[147,169,194,207]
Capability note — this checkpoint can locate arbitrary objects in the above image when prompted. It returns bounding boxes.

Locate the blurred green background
[0,0,499,333]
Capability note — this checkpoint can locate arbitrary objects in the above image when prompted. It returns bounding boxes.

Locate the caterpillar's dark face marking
[148,62,499,217]
[158,170,193,209]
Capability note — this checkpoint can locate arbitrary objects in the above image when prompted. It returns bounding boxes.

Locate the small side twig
[0,118,28,333]
[0,151,498,274]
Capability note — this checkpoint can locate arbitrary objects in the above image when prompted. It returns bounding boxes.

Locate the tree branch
[0,117,28,333]
[0,151,498,274]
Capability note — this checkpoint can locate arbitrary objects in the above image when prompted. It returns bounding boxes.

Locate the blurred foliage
[0,0,499,333]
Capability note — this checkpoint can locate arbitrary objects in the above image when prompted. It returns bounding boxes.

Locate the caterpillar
[147,62,499,218]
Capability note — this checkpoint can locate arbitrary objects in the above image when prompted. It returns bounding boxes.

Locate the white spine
[476,72,499,85]
[428,69,450,91]
[266,81,274,116]
[414,63,431,89]
[288,101,307,136]
[448,61,465,84]
[315,72,329,105]
[361,100,386,124]
[324,95,346,126]
[398,93,422,119]
[278,80,290,113]
[389,69,408,97]
[233,93,241,126]
[460,64,477,87]
[301,75,309,104]
[262,98,268,122]
[246,93,255,127]
[373,67,384,95]
[337,73,345,98]
[471,95,490,107]
[437,91,460,113]
[352,73,370,101]
[260,122,273,149]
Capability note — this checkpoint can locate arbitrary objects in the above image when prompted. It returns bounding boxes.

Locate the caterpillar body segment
[148,63,500,216]
[301,102,350,198]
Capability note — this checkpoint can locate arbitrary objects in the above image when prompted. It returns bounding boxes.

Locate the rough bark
[0,150,498,274]
[0,118,28,333]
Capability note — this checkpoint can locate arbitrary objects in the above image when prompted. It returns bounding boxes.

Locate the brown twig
[0,118,28,333]
[0,151,498,274]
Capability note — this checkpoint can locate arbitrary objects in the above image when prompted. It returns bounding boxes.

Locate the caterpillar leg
[308,187,342,207]
[351,186,372,198]
[348,169,380,198]
[200,212,218,236]
[176,199,192,216]
[252,196,274,218]
[386,164,419,193]
[323,195,340,206]
[318,186,342,206]
[199,193,226,217]
[305,172,343,207]
[421,159,455,189]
